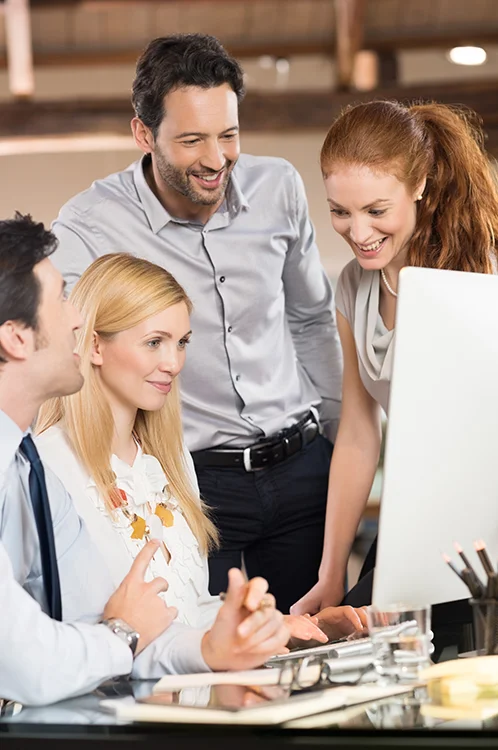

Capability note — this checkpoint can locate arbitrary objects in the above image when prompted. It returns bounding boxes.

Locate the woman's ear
[90,331,104,366]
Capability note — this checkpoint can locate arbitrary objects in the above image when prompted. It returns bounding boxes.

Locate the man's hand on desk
[201,568,290,671]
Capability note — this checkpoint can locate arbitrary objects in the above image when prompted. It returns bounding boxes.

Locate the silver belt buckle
[243,446,253,472]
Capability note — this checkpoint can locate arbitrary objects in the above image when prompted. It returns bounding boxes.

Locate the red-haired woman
[292,100,498,617]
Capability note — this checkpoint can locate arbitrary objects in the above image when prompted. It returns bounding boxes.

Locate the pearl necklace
[380,268,398,298]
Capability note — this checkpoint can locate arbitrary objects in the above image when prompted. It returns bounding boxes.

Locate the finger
[127,540,161,580]
[222,568,248,611]
[341,606,364,631]
[243,577,270,612]
[303,621,328,643]
[244,623,291,657]
[283,615,328,643]
[237,604,277,639]
[163,605,178,626]
[356,607,368,628]
[237,612,285,652]
[147,576,169,595]
[289,601,305,616]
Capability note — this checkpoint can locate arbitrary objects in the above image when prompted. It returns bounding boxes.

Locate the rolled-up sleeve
[283,168,343,440]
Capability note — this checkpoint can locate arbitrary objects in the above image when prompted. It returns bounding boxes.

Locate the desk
[2,680,498,749]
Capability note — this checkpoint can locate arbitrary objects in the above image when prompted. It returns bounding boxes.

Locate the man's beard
[154,146,235,206]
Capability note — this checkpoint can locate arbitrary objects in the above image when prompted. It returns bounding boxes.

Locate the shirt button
[220,276,226,283]
[235,374,241,381]
[227,326,233,333]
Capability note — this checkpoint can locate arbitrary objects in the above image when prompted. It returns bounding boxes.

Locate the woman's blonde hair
[37,253,218,553]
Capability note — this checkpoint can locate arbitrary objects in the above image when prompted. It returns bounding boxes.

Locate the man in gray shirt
[51,34,343,613]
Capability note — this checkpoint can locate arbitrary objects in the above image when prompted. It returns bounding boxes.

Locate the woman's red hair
[321,100,498,273]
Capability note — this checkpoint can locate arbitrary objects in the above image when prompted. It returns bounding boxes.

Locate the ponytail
[408,103,498,273]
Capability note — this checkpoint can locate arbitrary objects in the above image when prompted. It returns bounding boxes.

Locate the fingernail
[238,624,250,637]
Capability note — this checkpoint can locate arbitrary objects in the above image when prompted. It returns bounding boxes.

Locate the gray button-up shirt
[52,153,342,451]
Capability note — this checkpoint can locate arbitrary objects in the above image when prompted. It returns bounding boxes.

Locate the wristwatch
[100,617,140,655]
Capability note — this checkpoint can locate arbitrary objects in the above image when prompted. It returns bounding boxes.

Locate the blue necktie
[20,435,62,621]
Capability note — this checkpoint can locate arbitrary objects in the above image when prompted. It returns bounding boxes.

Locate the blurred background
[1,0,497,280]
[1,0,496,579]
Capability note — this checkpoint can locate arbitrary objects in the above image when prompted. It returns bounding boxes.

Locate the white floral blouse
[36,426,221,630]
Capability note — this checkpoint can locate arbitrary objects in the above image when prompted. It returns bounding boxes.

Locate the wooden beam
[334,0,366,90]
[4,0,34,98]
[0,41,337,70]
[0,30,495,72]
[1,79,498,152]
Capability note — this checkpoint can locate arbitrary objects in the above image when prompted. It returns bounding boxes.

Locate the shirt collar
[0,409,25,477]
[133,155,249,235]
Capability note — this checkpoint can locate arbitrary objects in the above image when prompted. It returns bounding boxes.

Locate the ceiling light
[275,57,290,75]
[258,55,274,69]
[447,46,487,66]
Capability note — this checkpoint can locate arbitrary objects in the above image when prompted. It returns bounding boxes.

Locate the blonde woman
[36,254,364,672]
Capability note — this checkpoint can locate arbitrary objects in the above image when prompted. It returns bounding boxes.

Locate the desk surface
[2,679,498,749]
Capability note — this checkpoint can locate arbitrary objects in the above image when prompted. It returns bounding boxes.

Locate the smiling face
[324,165,425,271]
[135,83,240,211]
[91,302,191,415]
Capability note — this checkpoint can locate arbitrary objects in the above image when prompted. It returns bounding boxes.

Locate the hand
[290,577,344,616]
[103,540,178,655]
[283,614,328,649]
[202,568,290,671]
[313,605,368,642]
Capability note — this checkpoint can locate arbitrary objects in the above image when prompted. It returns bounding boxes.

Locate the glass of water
[367,604,432,683]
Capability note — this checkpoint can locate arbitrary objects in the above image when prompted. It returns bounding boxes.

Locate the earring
[417,194,423,201]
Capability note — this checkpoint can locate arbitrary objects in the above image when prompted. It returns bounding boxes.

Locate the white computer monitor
[373,266,498,608]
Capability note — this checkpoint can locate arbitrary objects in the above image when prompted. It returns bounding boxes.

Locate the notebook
[100,683,414,726]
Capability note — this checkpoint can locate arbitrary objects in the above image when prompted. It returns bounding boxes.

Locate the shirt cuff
[94,623,134,675]
[167,627,212,674]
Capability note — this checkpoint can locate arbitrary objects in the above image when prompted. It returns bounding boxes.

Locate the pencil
[454,542,474,572]
[475,540,495,578]
[219,591,274,608]
[442,553,464,581]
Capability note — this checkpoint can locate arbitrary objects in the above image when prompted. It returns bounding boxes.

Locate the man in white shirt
[0,213,289,706]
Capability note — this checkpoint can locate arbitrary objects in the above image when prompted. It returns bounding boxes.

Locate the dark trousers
[195,434,333,614]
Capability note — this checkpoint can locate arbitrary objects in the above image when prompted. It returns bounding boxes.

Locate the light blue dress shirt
[52,154,343,450]
[0,409,209,706]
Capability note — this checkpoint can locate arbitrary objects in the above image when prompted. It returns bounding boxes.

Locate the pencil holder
[470,599,498,655]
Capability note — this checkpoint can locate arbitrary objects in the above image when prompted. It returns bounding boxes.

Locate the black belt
[192,412,319,472]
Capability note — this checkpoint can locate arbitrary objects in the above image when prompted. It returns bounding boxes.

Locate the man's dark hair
[132,34,245,137]
[0,212,57,334]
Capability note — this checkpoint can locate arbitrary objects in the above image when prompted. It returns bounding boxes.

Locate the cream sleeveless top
[335,260,394,414]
